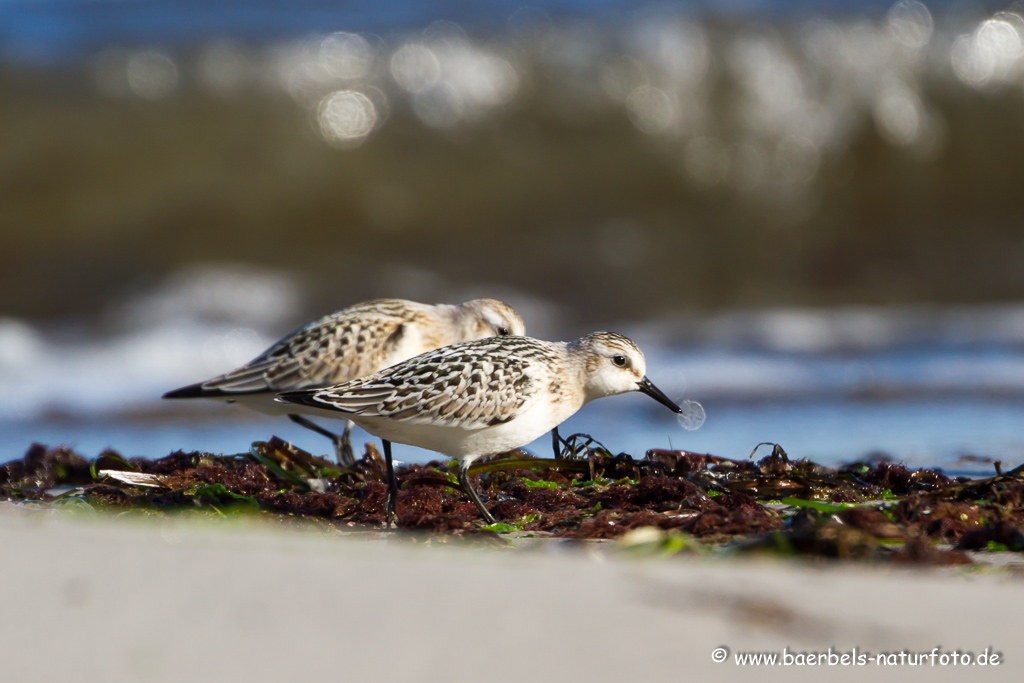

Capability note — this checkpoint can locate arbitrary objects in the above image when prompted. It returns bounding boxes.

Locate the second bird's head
[574,331,682,413]
[455,298,526,340]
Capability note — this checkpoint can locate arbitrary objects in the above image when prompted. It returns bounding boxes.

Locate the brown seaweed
[3,436,1023,566]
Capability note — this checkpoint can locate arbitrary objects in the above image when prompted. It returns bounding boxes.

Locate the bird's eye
[498,327,510,336]
[612,355,627,367]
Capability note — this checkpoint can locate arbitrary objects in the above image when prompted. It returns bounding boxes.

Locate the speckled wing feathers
[289,337,559,429]
[198,300,421,394]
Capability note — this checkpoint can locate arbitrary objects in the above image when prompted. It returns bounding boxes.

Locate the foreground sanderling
[276,331,682,524]
[163,298,525,465]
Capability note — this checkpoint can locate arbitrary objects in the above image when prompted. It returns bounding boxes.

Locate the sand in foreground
[0,508,1019,682]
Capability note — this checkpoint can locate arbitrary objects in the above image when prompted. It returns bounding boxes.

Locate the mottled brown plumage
[164,298,524,401]
[289,335,560,429]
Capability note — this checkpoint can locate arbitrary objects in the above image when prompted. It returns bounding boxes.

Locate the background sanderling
[277,331,682,524]
[163,298,525,465]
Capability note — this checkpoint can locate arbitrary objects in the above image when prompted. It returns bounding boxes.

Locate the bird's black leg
[552,426,563,459]
[286,414,356,467]
[457,459,496,525]
[383,439,398,528]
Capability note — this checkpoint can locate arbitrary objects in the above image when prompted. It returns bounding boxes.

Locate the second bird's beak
[637,377,682,413]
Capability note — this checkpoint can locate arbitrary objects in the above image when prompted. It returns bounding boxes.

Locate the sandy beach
[1,506,1019,682]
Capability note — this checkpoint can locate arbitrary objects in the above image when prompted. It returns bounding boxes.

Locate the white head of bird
[572,332,682,412]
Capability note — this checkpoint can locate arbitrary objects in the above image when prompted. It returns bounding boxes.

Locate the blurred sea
[3,1,1024,473]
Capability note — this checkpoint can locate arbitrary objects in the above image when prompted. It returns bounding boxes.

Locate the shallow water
[3,395,1019,479]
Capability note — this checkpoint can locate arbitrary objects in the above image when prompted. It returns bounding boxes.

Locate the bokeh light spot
[873,82,923,146]
[317,90,379,147]
[320,32,375,80]
[625,85,677,135]
[887,1,934,49]
[391,43,441,93]
[126,51,178,100]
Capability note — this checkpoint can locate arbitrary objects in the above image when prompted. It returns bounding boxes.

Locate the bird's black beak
[637,376,682,413]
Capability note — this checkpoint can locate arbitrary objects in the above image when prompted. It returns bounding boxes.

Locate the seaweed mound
[4,437,1023,565]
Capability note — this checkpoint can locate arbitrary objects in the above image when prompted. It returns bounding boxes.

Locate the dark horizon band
[637,376,682,413]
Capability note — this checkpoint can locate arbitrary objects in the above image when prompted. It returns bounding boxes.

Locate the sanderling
[276,331,682,524]
[163,298,525,466]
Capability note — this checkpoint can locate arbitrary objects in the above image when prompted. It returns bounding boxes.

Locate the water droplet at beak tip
[676,400,707,431]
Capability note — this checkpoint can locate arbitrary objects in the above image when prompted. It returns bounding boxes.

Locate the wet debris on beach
[3,437,1024,567]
